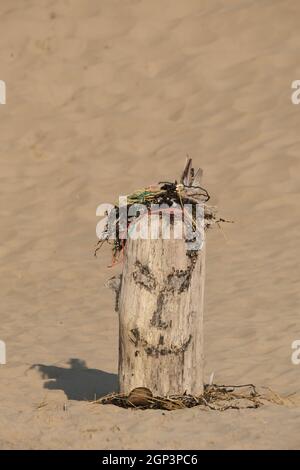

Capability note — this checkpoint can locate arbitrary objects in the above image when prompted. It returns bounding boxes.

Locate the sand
[1,0,300,449]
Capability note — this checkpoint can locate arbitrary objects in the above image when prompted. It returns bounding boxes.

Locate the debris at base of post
[92,383,293,411]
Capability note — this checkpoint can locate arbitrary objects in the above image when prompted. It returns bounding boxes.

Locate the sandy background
[1,0,300,449]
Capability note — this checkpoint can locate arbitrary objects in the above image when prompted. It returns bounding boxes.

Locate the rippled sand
[1,0,300,449]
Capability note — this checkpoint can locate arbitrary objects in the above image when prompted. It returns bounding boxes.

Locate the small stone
[127,387,153,406]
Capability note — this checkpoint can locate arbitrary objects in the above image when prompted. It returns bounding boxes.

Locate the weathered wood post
[109,160,209,397]
[118,236,205,396]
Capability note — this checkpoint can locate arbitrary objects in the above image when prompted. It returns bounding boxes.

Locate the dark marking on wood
[132,260,157,292]
[129,328,192,358]
[106,274,122,312]
[150,292,170,329]
[143,334,192,358]
[129,328,140,347]
[149,252,198,329]
[115,274,122,311]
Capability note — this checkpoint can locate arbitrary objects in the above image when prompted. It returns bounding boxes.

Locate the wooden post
[118,235,205,396]
[113,161,207,397]
[106,160,208,397]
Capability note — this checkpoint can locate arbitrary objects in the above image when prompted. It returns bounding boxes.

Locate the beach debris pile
[95,158,229,261]
[93,383,292,411]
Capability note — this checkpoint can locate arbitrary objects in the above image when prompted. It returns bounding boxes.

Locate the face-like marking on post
[129,254,197,355]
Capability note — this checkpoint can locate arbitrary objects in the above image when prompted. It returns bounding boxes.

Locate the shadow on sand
[32,358,118,401]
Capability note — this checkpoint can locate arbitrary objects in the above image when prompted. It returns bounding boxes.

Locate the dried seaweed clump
[95,158,229,260]
[92,383,293,412]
